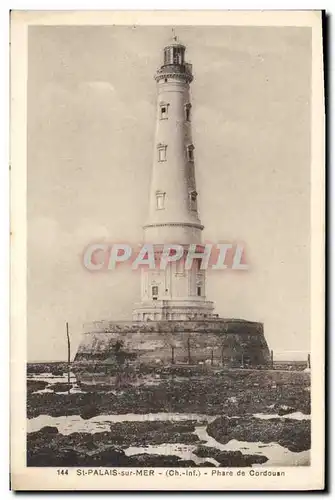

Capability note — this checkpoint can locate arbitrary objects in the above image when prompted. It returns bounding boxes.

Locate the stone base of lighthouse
[73,319,271,374]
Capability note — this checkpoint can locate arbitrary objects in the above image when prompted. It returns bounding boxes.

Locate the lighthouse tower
[75,37,271,370]
[73,39,270,368]
[133,38,215,321]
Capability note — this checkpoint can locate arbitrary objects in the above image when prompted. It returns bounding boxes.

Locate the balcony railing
[156,62,193,78]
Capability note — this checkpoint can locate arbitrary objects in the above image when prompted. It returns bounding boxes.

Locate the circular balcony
[155,63,193,83]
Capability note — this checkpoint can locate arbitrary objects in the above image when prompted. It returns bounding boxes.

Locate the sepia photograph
[10,10,325,491]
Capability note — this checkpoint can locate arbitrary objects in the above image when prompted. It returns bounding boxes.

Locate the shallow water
[194,427,309,466]
[27,371,310,466]
[29,373,77,383]
[29,372,85,394]
[124,443,220,466]
[27,412,216,434]
[253,412,310,421]
[27,412,310,466]
[123,425,309,467]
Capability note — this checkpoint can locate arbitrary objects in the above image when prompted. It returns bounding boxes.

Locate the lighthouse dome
[156,37,193,83]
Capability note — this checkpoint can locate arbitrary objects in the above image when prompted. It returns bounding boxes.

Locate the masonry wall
[74,319,270,368]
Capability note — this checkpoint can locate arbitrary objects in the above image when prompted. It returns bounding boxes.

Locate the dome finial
[171,27,178,43]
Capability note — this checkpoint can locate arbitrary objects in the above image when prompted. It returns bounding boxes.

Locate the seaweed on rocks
[27,372,310,419]
[27,380,49,394]
[194,445,268,466]
[51,383,72,393]
[206,416,310,453]
[27,422,203,467]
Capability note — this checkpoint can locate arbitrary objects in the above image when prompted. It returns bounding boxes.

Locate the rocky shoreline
[207,416,310,453]
[27,422,274,468]
[194,445,268,466]
[27,413,310,467]
[27,368,311,467]
[27,372,310,419]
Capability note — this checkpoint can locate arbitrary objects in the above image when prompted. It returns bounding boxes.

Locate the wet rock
[52,383,71,393]
[276,405,298,416]
[86,448,131,466]
[207,416,310,452]
[26,420,202,468]
[27,380,49,393]
[27,447,70,466]
[51,369,66,376]
[27,427,131,467]
[27,362,69,376]
[104,421,199,446]
[90,421,200,446]
[80,406,100,420]
[29,426,59,439]
[194,445,267,466]
[27,427,60,457]
[56,432,97,452]
[27,427,83,467]
[27,446,129,467]
[27,370,310,419]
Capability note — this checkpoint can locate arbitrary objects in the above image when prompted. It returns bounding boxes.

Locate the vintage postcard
[10,10,325,491]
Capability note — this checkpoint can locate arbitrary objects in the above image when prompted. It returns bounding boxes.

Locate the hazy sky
[27,25,311,361]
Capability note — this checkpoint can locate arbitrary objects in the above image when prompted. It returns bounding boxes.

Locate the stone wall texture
[74,319,270,368]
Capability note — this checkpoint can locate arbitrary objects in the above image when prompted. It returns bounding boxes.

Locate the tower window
[157,144,167,162]
[186,144,194,162]
[185,103,191,122]
[173,47,183,65]
[160,103,169,120]
[152,286,159,298]
[189,190,197,211]
[197,286,202,297]
[164,47,173,65]
[156,191,166,210]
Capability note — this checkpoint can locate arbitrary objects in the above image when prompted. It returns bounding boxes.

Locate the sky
[27,25,311,361]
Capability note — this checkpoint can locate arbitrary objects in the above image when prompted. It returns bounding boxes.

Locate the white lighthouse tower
[133,37,215,321]
[75,36,271,370]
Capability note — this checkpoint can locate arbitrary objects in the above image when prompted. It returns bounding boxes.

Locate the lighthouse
[133,37,215,322]
[74,36,270,371]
